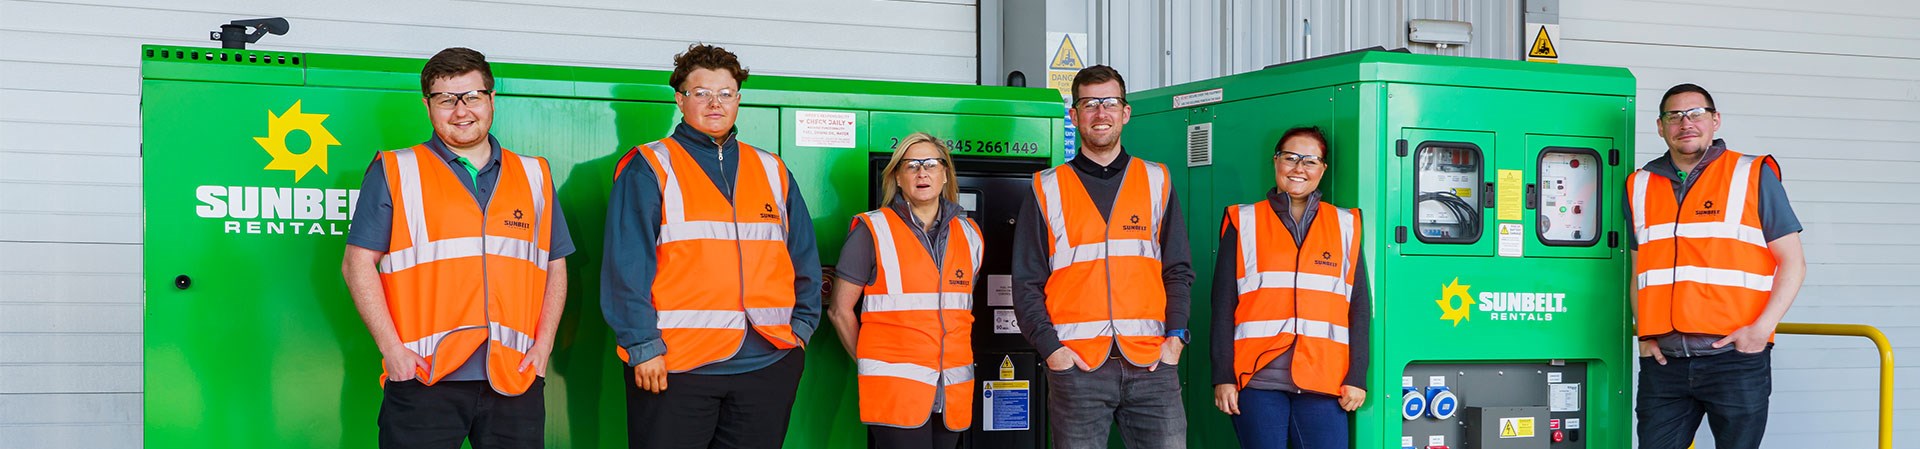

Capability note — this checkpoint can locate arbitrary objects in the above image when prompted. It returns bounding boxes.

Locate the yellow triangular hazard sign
[1051,36,1083,70]
[1529,26,1558,59]
[1502,420,1519,437]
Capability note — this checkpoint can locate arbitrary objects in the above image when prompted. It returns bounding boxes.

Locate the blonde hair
[880,132,959,204]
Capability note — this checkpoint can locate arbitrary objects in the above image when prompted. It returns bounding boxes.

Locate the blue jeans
[1044,360,1186,449]
[1636,347,1772,449]
[1229,388,1347,449]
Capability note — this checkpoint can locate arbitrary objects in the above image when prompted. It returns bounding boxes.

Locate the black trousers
[378,378,545,449]
[625,349,806,449]
[869,414,964,449]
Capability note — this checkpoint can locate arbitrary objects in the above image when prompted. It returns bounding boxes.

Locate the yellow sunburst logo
[1436,277,1475,326]
[254,100,340,182]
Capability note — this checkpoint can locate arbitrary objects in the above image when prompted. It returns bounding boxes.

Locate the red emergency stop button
[1552,430,1565,443]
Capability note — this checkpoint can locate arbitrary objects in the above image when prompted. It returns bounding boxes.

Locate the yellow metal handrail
[1776,322,1895,449]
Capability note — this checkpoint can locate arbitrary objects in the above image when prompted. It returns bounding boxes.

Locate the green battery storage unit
[1125,49,1637,449]
[141,45,1066,448]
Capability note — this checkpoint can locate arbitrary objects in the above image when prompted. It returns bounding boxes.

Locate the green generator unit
[140,45,1067,448]
[1127,49,1637,449]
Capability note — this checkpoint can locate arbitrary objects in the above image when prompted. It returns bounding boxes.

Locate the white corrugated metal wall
[1561,1,1920,447]
[1093,0,1523,92]
[0,1,978,447]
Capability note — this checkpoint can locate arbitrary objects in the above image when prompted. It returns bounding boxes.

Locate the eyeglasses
[680,88,740,105]
[426,90,493,110]
[1659,107,1716,125]
[899,157,946,172]
[1074,97,1128,111]
[1275,151,1325,169]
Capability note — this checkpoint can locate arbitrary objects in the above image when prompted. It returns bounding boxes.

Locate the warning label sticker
[1500,417,1537,438]
[1045,32,1090,98]
[982,380,1031,431]
[1526,23,1560,63]
[794,110,856,148]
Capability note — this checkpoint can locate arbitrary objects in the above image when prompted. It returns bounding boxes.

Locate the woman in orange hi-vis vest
[1210,127,1372,449]
[828,133,982,449]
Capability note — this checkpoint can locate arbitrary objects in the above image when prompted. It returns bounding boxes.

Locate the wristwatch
[1166,329,1191,344]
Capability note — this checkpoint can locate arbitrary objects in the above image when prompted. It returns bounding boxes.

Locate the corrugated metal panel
[1098,0,1526,91]
[0,0,978,446]
[1561,1,1920,448]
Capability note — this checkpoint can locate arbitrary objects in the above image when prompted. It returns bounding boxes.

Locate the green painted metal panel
[1129,49,1635,449]
[142,44,1062,449]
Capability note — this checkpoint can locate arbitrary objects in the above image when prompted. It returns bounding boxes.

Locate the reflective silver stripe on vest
[867,210,906,296]
[656,310,747,330]
[752,148,788,230]
[960,219,984,271]
[1237,204,1260,286]
[1049,239,1161,271]
[1038,167,1072,260]
[1233,317,1351,345]
[942,365,976,384]
[400,325,483,357]
[1236,272,1352,297]
[1724,155,1757,227]
[1335,206,1356,290]
[1631,170,1651,243]
[1055,319,1165,341]
[646,142,686,224]
[382,236,481,274]
[858,358,940,385]
[381,236,549,274]
[1641,222,1767,247]
[516,154,546,251]
[658,221,786,245]
[1144,161,1167,241]
[855,359,976,387]
[489,321,536,353]
[486,235,550,270]
[1636,265,1775,292]
[747,307,793,327]
[394,149,430,245]
[863,292,973,313]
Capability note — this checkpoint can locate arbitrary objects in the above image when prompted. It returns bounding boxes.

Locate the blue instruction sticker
[981,380,1030,431]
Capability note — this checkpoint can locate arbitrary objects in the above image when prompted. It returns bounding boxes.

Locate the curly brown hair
[419,47,493,97]
[669,43,749,91]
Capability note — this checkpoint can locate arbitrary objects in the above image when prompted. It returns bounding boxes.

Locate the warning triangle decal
[1051,35,1084,70]
[1529,26,1558,59]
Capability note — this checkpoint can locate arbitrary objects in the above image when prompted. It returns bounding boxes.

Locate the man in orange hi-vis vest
[601,43,823,449]
[1011,65,1194,449]
[342,47,574,449]
[1628,84,1807,449]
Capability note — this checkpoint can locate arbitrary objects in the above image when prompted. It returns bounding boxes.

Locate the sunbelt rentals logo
[1435,277,1571,325]
[194,100,361,235]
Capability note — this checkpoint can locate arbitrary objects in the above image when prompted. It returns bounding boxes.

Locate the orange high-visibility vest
[613,137,800,372]
[1225,201,1360,395]
[378,144,554,396]
[1033,158,1171,369]
[854,207,983,431]
[1629,151,1781,339]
